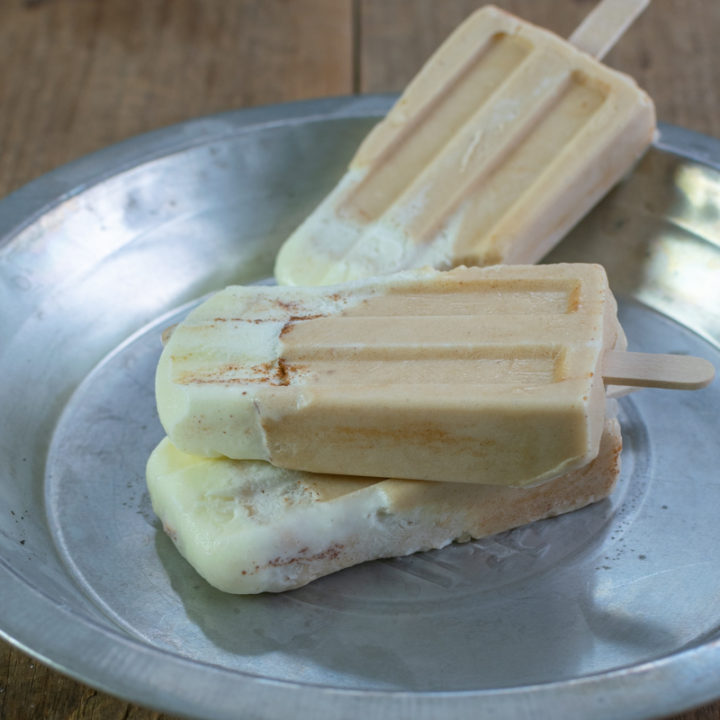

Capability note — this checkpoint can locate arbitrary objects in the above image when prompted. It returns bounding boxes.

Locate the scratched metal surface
[1,97,720,719]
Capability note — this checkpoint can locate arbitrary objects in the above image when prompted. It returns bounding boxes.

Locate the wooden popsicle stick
[603,351,715,390]
[569,0,651,60]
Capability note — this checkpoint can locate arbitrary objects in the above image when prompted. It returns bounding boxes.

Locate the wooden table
[1,1,718,718]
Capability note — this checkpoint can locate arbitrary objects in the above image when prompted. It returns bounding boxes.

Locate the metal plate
[1,96,720,719]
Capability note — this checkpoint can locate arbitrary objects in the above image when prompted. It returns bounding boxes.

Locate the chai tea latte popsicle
[274,2,656,286]
[155,264,713,487]
[147,416,622,594]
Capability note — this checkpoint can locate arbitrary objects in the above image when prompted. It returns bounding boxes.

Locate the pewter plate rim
[1,96,720,720]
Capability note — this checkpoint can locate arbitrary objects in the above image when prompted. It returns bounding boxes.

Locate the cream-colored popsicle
[156,263,629,487]
[147,416,621,594]
[274,4,656,287]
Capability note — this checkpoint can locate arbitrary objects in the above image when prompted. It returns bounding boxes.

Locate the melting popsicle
[147,416,622,593]
[155,264,713,487]
[274,1,656,286]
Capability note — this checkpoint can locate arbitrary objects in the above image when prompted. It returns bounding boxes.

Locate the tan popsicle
[155,264,713,488]
[147,416,622,594]
[273,0,656,286]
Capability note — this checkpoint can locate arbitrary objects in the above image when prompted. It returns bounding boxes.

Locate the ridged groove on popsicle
[278,315,593,386]
[167,271,592,388]
[377,58,603,245]
[340,30,532,222]
[163,267,610,395]
[451,71,606,258]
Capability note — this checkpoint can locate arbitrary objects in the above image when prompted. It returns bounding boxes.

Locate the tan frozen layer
[156,263,625,487]
[274,5,655,286]
[146,416,621,594]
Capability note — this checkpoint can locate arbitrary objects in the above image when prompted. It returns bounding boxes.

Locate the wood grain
[0,0,352,196]
[1,1,719,718]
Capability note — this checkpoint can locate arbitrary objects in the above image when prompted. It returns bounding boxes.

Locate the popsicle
[147,415,621,594]
[155,263,714,487]
[274,1,656,286]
